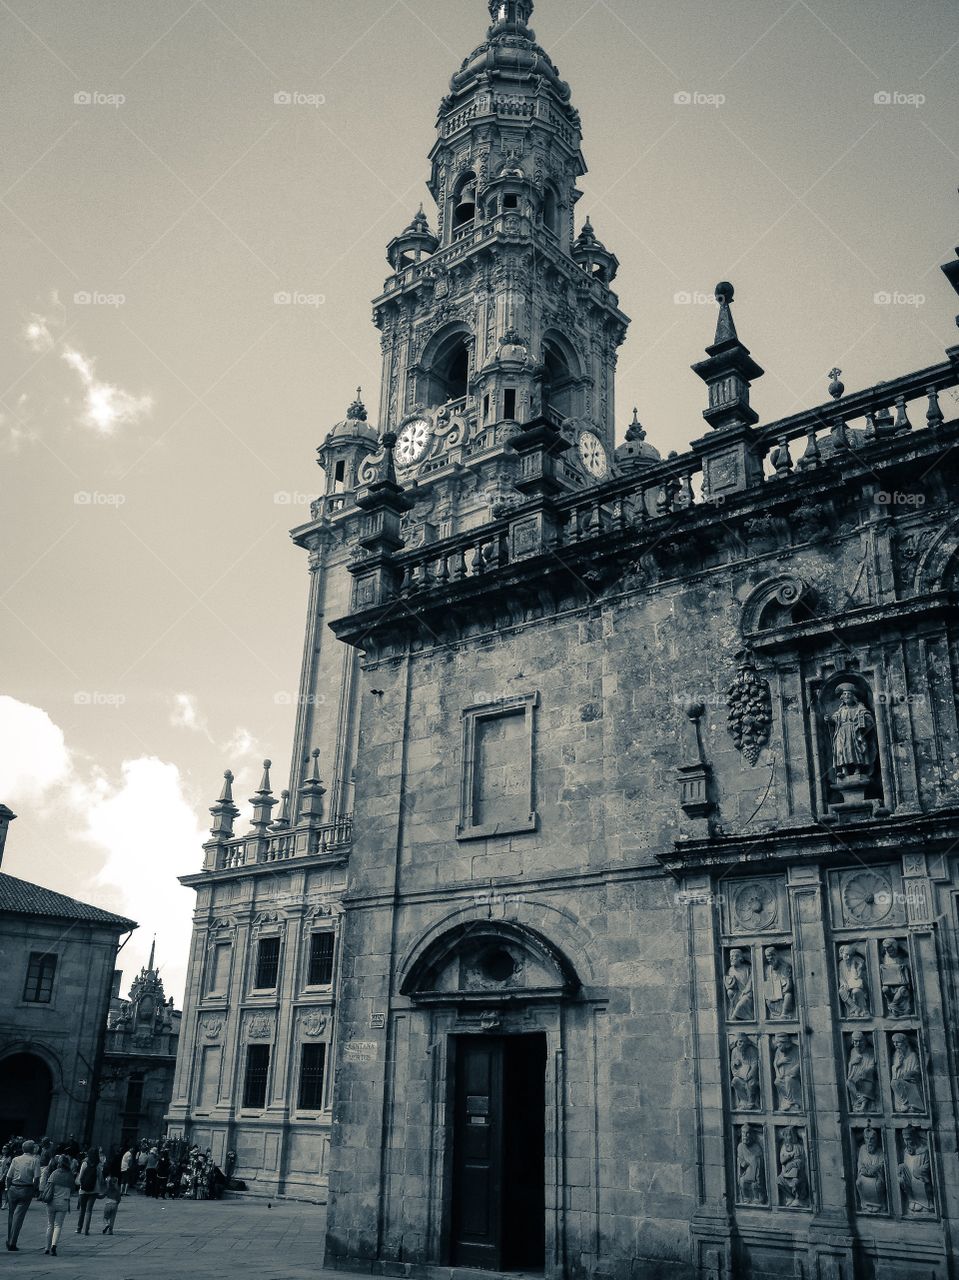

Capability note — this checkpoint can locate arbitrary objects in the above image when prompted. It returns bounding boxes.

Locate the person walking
[101,1176,121,1235]
[5,1139,41,1251]
[0,1144,13,1211]
[42,1156,74,1256]
[120,1147,135,1195]
[75,1148,101,1235]
[144,1147,159,1198]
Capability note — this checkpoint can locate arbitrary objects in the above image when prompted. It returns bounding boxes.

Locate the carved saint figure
[777,1127,808,1207]
[856,1126,887,1214]
[763,946,795,1020]
[837,944,870,1017]
[724,948,754,1021]
[890,1033,925,1114]
[736,1125,766,1205]
[898,1127,934,1214]
[772,1034,802,1112]
[880,938,913,1017]
[845,1031,878,1114]
[729,1034,761,1110]
[827,683,877,780]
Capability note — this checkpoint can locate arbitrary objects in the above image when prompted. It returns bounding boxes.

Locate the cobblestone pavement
[1,1194,335,1280]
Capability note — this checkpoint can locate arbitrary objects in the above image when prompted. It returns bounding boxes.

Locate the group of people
[0,1134,230,1257]
[1,1138,122,1256]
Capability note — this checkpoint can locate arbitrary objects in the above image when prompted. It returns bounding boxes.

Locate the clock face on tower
[578,430,609,479]
[395,417,431,467]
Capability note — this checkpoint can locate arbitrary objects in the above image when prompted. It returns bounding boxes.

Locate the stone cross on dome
[489,0,534,28]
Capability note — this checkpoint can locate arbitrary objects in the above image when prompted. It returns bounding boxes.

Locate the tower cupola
[318,389,379,495]
[387,206,439,272]
[572,217,619,284]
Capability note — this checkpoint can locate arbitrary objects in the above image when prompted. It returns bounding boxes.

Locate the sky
[1,0,957,1003]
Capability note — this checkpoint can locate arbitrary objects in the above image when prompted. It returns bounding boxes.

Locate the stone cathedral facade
[170,2,959,1277]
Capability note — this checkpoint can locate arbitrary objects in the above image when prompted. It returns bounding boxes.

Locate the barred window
[254,936,281,989]
[23,952,57,1003]
[308,932,335,986]
[242,1044,270,1109]
[298,1043,326,1110]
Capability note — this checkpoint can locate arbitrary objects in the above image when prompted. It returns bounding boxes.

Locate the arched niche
[0,1050,55,1138]
[400,919,582,1005]
[815,669,885,812]
[913,514,959,595]
[740,573,814,641]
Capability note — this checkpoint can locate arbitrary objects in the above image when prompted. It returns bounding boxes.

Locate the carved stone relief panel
[245,1013,274,1041]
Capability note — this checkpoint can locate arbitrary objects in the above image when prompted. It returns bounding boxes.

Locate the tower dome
[615,409,661,471]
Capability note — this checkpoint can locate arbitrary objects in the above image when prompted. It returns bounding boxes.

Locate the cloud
[60,344,154,435]
[0,695,72,803]
[21,298,154,435]
[170,691,210,736]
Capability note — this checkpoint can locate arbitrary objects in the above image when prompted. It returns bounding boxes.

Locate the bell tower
[372,0,630,491]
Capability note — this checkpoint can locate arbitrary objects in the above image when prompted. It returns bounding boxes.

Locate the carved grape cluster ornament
[727,653,772,765]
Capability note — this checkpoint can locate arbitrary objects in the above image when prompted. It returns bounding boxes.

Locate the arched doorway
[400,920,582,1272]
[0,1053,53,1138]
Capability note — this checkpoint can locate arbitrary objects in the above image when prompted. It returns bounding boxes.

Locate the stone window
[457,693,538,840]
[297,1042,327,1110]
[23,951,57,1003]
[242,1044,270,1109]
[254,936,281,990]
[307,931,335,986]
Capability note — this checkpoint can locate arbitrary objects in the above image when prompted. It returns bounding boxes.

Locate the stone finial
[297,748,327,825]
[271,789,292,831]
[208,770,239,839]
[347,387,367,421]
[489,0,533,27]
[626,408,646,442]
[713,281,738,345]
[249,759,278,834]
[828,368,845,400]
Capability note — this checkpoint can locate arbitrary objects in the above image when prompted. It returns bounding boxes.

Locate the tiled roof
[0,873,137,929]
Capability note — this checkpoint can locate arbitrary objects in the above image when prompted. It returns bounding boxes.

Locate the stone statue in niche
[763,946,795,1019]
[826,682,878,806]
[729,1033,761,1110]
[837,944,870,1017]
[724,948,754,1021]
[880,938,913,1017]
[736,1125,766,1205]
[846,1031,878,1114]
[890,1033,925,1114]
[855,1126,887,1214]
[776,1127,808,1207]
[772,1034,802,1111]
[898,1127,934,1214]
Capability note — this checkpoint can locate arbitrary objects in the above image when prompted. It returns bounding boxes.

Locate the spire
[626,408,646,442]
[271,789,292,831]
[208,770,239,839]
[347,387,367,421]
[147,936,156,972]
[249,760,278,834]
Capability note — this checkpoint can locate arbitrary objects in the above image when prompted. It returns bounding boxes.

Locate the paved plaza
[2,1194,333,1280]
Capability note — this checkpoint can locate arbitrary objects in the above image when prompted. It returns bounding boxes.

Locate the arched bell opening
[541,333,583,423]
[452,172,477,237]
[420,327,472,408]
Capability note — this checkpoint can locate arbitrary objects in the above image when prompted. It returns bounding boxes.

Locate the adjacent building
[92,945,181,1153]
[0,807,137,1143]
[171,2,959,1276]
